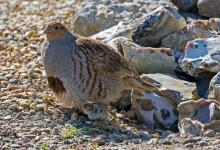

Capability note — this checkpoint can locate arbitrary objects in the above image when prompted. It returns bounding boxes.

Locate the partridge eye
[55,26,58,30]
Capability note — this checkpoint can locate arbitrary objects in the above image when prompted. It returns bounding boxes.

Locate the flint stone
[132,6,186,47]
[181,37,220,77]
[197,0,220,18]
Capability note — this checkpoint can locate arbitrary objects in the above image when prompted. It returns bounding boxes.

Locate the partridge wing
[74,37,168,98]
[75,37,138,79]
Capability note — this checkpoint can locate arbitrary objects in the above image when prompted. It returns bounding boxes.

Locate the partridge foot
[82,103,107,120]
[63,107,81,121]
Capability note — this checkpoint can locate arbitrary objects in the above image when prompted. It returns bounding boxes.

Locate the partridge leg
[63,107,81,121]
[82,102,108,120]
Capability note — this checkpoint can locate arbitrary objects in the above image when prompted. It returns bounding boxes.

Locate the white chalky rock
[131,74,183,130]
[161,20,218,61]
[181,37,220,77]
[132,89,179,130]
[177,99,220,133]
[91,21,133,41]
[107,37,177,74]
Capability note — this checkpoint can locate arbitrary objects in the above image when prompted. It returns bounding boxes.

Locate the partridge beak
[43,28,52,34]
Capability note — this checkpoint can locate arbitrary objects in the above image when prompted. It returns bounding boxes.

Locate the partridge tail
[123,75,173,101]
[123,75,160,92]
[137,77,159,91]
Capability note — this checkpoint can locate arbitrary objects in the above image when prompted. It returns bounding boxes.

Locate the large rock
[161,19,218,61]
[132,6,186,47]
[107,37,177,74]
[91,21,133,41]
[72,0,175,36]
[132,89,179,130]
[131,74,185,130]
[131,73,200,130]
[144,73,196,100]
[171,0,198,12]
[178,99,220,135]
[180,37,220,98]
[181,37,220,76]
[197,0,220,18]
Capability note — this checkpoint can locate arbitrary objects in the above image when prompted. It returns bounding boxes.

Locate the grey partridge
[41,22,169,119]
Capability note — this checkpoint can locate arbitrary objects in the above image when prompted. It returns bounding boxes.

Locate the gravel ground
[1,0,220,149]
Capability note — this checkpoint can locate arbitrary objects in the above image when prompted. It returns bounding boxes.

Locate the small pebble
[161,130,172,138]
[34,136,40,142]
[108,133,121,140]
[64,139,71,144]
[132,138,142,144]
[203,129,215,137]
[8,104,19,111]
[52,127,60,135]
[9,79,19,84]
[97,134,107,139]
[197,140,208,147]
[10,144,20,148]
[70,112,78,122]
[185,143,194,148]
[183,137,202,145]
[212,140,220,145]
[140,131,151,139]
[4,115,12,120]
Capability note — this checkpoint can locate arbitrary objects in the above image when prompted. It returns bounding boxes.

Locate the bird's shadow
[62,107,178,146]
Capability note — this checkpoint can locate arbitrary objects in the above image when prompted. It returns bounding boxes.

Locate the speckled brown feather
[75,37,160,92]
[75,37,135,78]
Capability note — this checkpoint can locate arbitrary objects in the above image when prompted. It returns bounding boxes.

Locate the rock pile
[79,0,220,137]
[72,0,175,36]
[1,0,220,149]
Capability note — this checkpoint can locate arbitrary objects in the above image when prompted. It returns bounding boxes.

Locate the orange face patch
[46,31,65,41]
[44,22,67,41]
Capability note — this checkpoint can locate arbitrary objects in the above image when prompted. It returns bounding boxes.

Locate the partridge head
[43,22,70,41]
